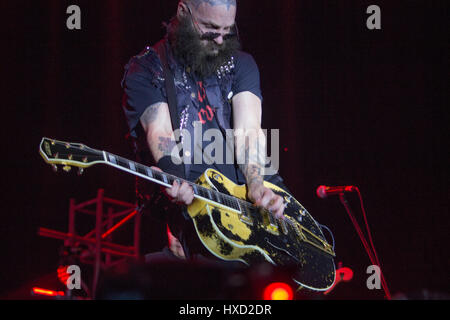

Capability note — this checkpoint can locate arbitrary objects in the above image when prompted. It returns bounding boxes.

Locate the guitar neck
[102,152,242,212]
[38,137,244,213]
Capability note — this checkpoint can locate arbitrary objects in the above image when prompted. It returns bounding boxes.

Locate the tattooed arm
[140,102,179,163]
[232,92,285,219]
[140,102,194,205]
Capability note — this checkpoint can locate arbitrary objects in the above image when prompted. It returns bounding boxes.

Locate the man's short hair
[184,0,237,10]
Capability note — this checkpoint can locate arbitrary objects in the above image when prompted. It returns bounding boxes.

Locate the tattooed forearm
[158,137,178,157]
[236,129,267,187]
[140,102,181,163]
[140,102,163,132]
[246,164,264,187]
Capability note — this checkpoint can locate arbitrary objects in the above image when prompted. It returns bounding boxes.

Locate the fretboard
[103,152,243,212]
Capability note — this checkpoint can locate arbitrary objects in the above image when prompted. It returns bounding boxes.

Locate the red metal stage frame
[38,189,141,298]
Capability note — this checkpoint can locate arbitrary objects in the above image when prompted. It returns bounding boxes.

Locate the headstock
[39,137,105,174]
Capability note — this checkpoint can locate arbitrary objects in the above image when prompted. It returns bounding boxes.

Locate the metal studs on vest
[216,56,236,79]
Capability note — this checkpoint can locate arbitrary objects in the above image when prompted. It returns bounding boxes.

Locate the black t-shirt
[187,79,238,182]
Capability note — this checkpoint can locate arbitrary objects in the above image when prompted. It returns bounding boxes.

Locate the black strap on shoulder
[155,41,186,179]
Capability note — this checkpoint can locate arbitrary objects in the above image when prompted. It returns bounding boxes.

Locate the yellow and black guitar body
[188,169,336,292]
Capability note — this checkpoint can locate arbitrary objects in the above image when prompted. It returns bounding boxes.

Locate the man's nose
[214,35,224,45]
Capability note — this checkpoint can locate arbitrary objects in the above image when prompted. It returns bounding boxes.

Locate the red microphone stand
[338,188,391,300]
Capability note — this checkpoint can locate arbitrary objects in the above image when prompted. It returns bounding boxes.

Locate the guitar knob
[77,168,84,176]
[52,164,58,172]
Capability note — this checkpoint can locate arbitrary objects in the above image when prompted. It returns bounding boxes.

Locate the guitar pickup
[239,211,253,226]
[267,223,279,235]
[263,210,280,235]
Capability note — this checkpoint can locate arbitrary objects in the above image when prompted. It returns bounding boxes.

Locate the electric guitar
[39,137,336,291]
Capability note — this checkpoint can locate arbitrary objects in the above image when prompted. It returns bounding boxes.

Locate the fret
[222,196,231,207]
[237,199,245,211]
[210,190,217,202]
[153,171,162,183]
[158,173,167,185]
[116,156,128,168]
[201,188,209,199]
[108,154,117,165]
[145,167,153,178]
[135,164,145,175]
[234,200,241,211]
[215,193,222,204]
[239,202,250,217]
[128,161,136,172]
[198,187,207,198]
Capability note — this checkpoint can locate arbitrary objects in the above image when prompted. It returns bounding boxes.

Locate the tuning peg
[63,165,72,173]
[52,164,58,172]
[77,168,84,176]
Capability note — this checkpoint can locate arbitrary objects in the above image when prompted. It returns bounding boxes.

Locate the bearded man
[122,0,288,264]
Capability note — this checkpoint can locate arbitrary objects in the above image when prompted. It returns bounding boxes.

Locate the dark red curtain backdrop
[1,0,447,298]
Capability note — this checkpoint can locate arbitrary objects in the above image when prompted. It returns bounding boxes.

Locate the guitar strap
[155,41,187,180]
[155,42,193,257]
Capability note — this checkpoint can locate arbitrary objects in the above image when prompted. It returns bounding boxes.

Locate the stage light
[263,282,294,300]
[57,265,70,285]
[32,287,65,297]
[324,265,354,295]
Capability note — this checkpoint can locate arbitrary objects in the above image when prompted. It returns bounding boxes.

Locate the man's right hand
[248,180,286,220]
[152,167,195,206]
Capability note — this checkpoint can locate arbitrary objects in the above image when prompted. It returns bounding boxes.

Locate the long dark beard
[167,16,241,79]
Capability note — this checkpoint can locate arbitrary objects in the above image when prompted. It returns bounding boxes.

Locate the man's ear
[177,1,189,19]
